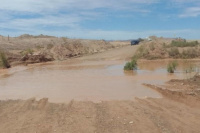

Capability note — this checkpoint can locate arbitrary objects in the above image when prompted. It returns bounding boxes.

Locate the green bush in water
[167,61,178,73]
[124,58,137,71]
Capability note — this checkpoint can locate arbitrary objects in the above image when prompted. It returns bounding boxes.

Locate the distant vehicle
[131,39,140,45]
[147,37,152,41]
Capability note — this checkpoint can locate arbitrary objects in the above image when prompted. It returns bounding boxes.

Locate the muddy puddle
[0,59,199,103]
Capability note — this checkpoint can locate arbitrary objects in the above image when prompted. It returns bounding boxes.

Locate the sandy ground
[0,43,200,133]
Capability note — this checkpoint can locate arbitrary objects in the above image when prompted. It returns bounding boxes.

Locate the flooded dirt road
[1,45,200,133]
[0,45,199,102]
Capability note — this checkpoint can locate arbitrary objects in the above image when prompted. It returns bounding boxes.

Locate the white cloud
[0,0,158,37]
[179,7,200,17]
[0,14,82,32]
[0,0,199,40]
[0,0,158,13]
[169,0,200,5]
[166,0,200,18]
[171,0,200,3]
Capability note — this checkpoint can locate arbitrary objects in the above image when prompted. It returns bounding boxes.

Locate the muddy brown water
[0,59,199,103]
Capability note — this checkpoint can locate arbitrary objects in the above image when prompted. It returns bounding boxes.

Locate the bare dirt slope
[0,35,129,66]
[0,38,200,132]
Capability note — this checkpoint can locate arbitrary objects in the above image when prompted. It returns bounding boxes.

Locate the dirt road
[78,45,140,61]
[1,97,200,133]
[0,44,200,133]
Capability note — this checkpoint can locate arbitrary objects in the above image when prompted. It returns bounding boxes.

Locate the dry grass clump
[0,51,10,68]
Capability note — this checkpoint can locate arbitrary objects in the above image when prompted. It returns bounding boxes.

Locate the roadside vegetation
[0,51,10,68]
[170,40,199,47]
[133,38,200,60]
[168,47,199,59]
[134,44,163,60]
[168,47,180,58]
[134,45,149,58]
[124,58,137,71]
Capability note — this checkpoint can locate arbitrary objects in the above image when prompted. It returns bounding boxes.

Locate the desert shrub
[185,64,196,73]
[162,43,167,48]
[47,44,54,49]
[61,37,68,42]
[27,49,33,55]
[143,49,149,56]
[168,47,199,59]
[124,58,137,71]
[181,48,198,58]
[167,61,178,73]
[168,47,180,57]
[149,43,155,51]
[184,64,200,79]
[181,49,188,59]
[0,52,10,68]
[73,40,82,47]
[170,40,199,47]
[21,48,34,56]
[36,45,44,50]
[135,45,149,58]
[138,45,145,53]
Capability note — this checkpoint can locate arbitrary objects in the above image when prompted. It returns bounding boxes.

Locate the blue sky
[0,0,200,40]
